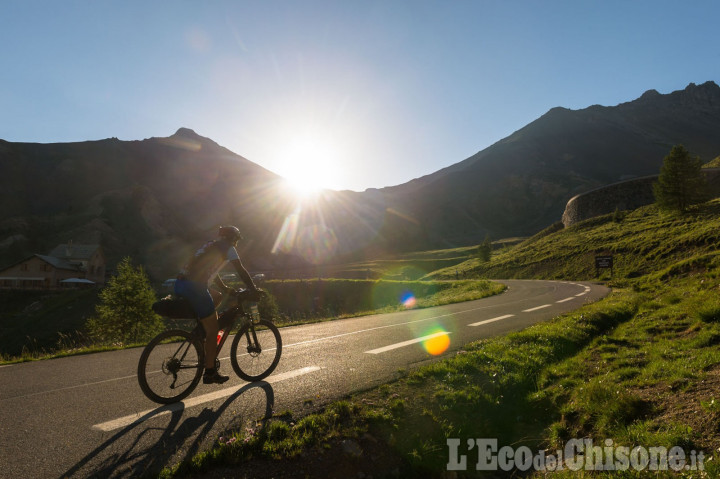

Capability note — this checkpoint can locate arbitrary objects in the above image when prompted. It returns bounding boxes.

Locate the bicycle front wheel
[230,319,282,381]
[138,329,204,404]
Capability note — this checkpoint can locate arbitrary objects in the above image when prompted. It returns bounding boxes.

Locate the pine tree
[86,257,164,344]
[478,235,492,263]
[653,145,708,212]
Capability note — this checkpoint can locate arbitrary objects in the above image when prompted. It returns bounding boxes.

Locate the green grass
[429,200,720,281]
[315,245,481,280]
[536,278,720,456]
[160,199,720,478]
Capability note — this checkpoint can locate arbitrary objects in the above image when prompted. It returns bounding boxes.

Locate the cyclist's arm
[212,274,231,293]
[230,259,257,291]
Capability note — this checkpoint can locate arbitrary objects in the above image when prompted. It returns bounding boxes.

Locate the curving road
[0,280,609,478]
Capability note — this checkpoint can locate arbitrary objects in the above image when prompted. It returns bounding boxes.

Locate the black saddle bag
[152,296,196,319]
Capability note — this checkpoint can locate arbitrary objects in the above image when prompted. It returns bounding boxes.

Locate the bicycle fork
[245,325,262,355]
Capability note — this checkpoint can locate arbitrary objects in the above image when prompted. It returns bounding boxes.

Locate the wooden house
[0,242,106,290]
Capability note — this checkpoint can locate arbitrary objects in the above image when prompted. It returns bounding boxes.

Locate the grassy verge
[528,272,720,477]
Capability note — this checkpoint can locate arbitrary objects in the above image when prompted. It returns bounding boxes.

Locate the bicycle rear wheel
[230,319,282,381]
[138,329,204,404]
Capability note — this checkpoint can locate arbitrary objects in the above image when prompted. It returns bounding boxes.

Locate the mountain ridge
[371,81,720,244]
[1,81,719,277]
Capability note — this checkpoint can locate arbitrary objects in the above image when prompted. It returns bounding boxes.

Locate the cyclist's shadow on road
[63,382,275,478]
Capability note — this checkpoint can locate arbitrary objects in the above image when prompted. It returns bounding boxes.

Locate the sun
[277,131,341,197]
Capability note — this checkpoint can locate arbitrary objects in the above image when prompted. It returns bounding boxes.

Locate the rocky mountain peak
[682,81,720,103]
[173,127,201,138]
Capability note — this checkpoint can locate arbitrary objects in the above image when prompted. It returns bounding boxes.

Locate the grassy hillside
[311,245,480,280]
[428,200,720,282]
[165,200,720,478]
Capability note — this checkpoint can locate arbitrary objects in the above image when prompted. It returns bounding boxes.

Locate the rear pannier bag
[152,297,196,319]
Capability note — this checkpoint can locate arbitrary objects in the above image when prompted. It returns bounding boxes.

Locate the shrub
[85,257,164,344]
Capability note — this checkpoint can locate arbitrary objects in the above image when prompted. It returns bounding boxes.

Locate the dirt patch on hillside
[633,366,720,455]
[191,432,407,479]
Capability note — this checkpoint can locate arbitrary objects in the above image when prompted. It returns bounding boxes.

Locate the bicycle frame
[195,291,260,355]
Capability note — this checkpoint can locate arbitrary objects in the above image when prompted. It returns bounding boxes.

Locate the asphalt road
[0,279,609,478]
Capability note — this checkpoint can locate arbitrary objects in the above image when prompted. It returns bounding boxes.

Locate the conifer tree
[86,257,164,344]
[478,235,492,263]
[653,145,708,212]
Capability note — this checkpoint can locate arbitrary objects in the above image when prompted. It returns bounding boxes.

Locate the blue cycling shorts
[174,279,215,318]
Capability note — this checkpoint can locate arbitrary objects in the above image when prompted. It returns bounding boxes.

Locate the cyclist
[175,225,259,384]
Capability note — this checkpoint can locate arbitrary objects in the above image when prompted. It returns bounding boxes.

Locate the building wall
[84,250,106,284]
[0,257,80,289]
[562,168,720,227]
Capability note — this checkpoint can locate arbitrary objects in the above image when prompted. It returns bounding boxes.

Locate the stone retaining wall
[562,168,720,227]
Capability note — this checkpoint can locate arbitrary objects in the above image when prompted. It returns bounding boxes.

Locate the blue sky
[2,1,718,192]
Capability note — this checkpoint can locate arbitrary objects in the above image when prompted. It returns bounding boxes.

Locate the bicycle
[137,289,282,404]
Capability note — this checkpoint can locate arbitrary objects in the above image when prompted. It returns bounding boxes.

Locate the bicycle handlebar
[231,288,265,302]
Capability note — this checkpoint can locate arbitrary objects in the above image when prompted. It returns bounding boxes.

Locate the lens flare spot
[400,290,417,309]
[422,329,450,356]
[271,210,300,255]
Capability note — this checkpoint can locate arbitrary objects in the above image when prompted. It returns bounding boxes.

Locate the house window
[20,264,28,271]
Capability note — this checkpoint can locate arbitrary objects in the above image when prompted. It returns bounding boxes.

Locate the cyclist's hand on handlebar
[248,287,265,300]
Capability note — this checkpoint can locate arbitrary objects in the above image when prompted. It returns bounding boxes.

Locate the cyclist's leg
[175,279,227,381]
[199,312,219,369]
[209,288,223,307]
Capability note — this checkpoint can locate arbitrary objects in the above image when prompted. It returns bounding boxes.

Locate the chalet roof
[36,254,81,271]
[0,254,81,273]
[48,243,101,260]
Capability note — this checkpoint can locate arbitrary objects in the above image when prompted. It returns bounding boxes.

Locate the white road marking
[364,332,451,355]
[523,304,551,312]
[2,374,139,402]
[279,304,502,350]
[575,292,587,297]
[92,366,322,432]
[468,314,515,327]
[556,297,575,303]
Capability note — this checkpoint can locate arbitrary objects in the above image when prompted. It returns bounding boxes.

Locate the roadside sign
[595,256,613,269]
[595,255,614,277]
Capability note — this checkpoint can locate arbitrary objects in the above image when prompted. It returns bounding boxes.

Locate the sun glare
[277,132,341,197]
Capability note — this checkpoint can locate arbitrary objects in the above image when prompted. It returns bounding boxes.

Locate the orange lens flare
[422,329,450,356]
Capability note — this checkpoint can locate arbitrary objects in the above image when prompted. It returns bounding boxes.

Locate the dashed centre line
[522,304,551,312]
[365,332,451,355]
[468,314,515,327]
